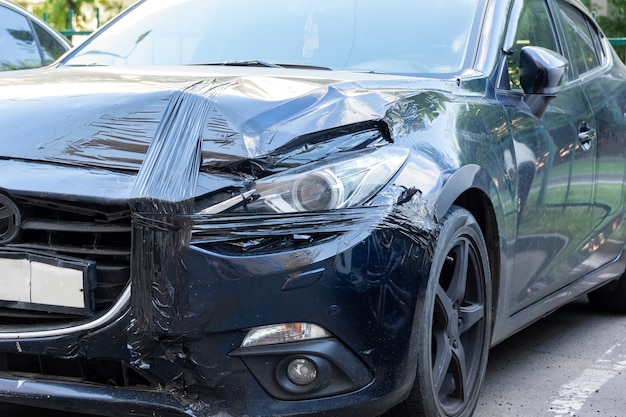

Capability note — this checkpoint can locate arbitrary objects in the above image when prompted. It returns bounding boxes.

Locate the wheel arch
[434,165,502,339]
[452,189,500,330]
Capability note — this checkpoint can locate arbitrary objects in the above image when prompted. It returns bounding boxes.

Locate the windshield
[65,0,483,75]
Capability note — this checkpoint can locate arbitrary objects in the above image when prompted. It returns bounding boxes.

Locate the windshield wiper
[200,60,283,68]
[192,61,332,70]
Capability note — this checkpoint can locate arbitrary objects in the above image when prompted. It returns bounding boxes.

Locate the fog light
[286,358,318,386]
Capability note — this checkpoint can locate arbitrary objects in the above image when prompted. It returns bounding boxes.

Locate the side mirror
[519,46,568,117]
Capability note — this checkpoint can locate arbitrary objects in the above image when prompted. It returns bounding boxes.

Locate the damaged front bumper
[0,195,439,417]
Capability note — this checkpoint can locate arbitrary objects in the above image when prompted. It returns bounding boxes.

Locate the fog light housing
[286,358,318,386]
[230,339,374,400]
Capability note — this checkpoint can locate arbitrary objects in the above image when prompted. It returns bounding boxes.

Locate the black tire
[386,206,492,417]
[587,274,626,312]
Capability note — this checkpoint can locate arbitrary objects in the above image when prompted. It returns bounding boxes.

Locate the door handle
[578,122,596,152]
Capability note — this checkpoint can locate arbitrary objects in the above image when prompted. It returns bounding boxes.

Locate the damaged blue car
[1,0,626,416]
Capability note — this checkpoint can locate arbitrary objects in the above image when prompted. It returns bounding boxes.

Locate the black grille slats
[18,218,130,256]
[0,196,131,322]
[0,352,154,387]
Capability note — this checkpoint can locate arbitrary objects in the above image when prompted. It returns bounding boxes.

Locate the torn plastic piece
[198,190,256,215]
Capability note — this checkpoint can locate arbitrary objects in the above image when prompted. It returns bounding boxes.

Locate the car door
[553,0,626,270]
[496,0,597,312]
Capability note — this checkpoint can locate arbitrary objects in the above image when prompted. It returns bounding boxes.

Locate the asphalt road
[1,297,625,417]
[476,296,626,417]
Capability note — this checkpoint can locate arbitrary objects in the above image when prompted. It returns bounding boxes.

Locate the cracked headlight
[242,146,409,214]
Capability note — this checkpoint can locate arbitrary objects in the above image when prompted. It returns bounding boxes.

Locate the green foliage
[16,0,131,31]
[38,0,93,30]
[585,0,626,37]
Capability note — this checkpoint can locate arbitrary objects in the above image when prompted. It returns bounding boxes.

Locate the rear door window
[0,5,41,71]
[33,23,67,65]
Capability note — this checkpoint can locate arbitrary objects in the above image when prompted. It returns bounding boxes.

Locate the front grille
[0,352,154,388]
[0,196,131,324]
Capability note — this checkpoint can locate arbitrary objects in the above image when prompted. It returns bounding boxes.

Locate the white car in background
[0,0,70,71]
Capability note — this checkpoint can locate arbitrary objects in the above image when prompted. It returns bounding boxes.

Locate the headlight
[240,146,409,214]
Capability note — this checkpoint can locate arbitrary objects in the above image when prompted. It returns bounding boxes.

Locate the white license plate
[0,253,95,315]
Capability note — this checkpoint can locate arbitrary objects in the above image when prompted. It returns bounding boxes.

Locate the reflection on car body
[0,0,70,71]
[0,0,626,416]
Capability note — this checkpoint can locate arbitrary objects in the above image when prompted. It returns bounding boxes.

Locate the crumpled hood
[0,66,429,170]
[0,66,455,200]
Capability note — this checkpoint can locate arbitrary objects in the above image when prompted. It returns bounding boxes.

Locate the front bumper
[0,202,438,417]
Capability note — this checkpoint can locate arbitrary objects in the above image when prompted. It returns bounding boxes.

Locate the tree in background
[16,0,131,31]
[596,0,626,37]
[583,0,626,37]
